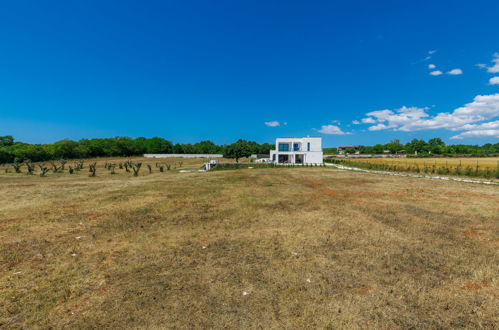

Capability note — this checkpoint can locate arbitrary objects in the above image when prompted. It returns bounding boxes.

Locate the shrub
[89,162,97,177]
[12,158,22,173]
[74,160,84,171]
[25,160,35,175]
[39,166,50,177]
[132,163,142,177]
[50,161,62,173]
[60,159,67,170]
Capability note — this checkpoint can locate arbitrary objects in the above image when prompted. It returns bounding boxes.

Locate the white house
[269,137,323,164]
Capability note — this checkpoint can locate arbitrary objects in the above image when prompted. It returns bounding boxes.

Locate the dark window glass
[278,143,289,151]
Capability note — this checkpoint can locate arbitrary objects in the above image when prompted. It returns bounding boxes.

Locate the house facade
[270,137,323,164]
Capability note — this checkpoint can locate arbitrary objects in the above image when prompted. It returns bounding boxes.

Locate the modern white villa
[270,137,323,164]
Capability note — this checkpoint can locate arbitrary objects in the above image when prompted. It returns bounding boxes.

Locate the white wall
[305,152,323,163]
[144,154,223,158]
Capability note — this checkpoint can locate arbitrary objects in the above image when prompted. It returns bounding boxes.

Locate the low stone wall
[144,154,224,158]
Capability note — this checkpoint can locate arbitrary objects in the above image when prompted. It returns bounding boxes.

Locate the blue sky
[0,0,498,147]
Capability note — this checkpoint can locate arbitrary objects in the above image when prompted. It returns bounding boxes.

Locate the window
[307,142,310,151]
[293,143,300,151]
[278,143,289,152]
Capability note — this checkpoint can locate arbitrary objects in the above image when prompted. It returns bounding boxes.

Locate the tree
[0,147,13,163]
[427,137,445,154]
[172,143,184,154]
[385,139,403,153]
[428,137,445,147]
[145,137,173,154]
[405,139,427,154]
[372,144,384,154]
[223,139,252,162]
[0,136,14,146]
[193,140,221,154]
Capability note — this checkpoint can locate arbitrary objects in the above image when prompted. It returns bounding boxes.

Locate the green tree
[0,136,14,146]
[223,139,252,162]
[428,137,445,147]
[145,137,173,154]
[405,139,427,154]
[385,139,403,153]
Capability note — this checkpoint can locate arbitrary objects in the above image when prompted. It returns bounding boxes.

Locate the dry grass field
[352,157,499,170]
[1,160,498,328]
[329,157,499,180]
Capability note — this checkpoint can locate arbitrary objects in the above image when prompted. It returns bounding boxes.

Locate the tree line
[1,135,498,164]
[0,136,274,164]
[323,138,499,156]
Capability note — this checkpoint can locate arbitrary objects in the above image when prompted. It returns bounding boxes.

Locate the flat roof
[276,136,322,139]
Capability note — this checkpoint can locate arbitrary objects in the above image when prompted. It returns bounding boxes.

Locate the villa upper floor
[274,137,322,153]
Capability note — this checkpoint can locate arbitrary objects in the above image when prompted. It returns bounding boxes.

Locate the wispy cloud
[477,53,499,73]
[422,50,437,62]
[352,120,361,125]
[428,64,436,69]
[487,53,499,73]
[264,121,280,127]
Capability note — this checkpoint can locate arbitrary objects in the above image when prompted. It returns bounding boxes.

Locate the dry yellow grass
[1,161,498,328]
[353,157,499,170]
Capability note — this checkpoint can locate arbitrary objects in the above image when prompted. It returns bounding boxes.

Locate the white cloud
[489,77,499,85]
[361,117,376,124]
[451,129,499,139]
[264,121,280,127]
[368,123,392,131]
[478,53,499,73]
[363,106,430,131]
[360,94,499,135]
[352,120,361,125]
[487,53,499,73]
[428,50,437,55]
[317,124,349,135]
[430,70,443,76]
[447,68,463,75]
[456,120,499,131]
[428,64,436,69]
